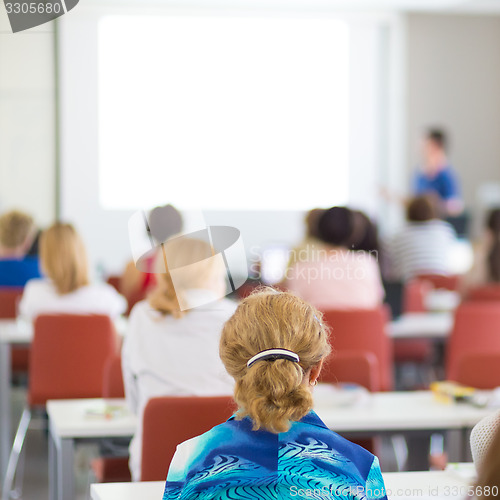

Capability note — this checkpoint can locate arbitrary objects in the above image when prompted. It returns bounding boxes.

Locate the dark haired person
[284,207,384,309]
[413,129,463,216]
[462,208,500,293]
[347,210,379,255]
[389,195,456,281]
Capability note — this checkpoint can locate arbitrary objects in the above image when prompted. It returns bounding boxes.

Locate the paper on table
[85,404,128,420]
[314,383,370,408]
[445,463,477,483]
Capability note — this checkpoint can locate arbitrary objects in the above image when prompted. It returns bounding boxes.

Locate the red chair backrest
[454,353,500,389]
[321,308,393,391]
[102,355,125,398]
[141,396,235,481]
[29,314,118,406]
[106,275,145,316]
[403,279,432,313]
[106,276,121,292]
[321,350,379,391]
[0,287,23,318]
[416,274,460,291]
[446,302,500,381]
[466,284,500,302]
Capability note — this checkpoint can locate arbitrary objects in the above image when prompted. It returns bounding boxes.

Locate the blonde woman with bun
[19,222,126,319]
[163,289,387,500]
[122,236,236,481]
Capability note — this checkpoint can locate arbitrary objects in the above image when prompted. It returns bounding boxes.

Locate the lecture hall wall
[2,7,500,266]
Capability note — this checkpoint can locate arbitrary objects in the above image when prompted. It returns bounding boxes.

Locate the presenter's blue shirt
[0,257,41,287]
[413,166,461,201]
[163,411,387,499]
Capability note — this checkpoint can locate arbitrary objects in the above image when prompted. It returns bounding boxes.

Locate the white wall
[7,7,499,272]
[0,7,56,226]
[406,13,500,233]
[58,4,405,274]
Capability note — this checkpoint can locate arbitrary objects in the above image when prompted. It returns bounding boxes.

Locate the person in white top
[388,195,456,281]
[19,222,126,319]
[122,236,236,481]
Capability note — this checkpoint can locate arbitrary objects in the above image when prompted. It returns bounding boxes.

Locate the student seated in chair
[19,222,126,319]
[0,210,41,287]
[163,289,388,499]
[122,236,236,482]
[285,207,384,310]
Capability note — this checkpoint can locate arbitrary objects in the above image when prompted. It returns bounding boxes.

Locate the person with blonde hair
[163,289,387,499]
[0,210,41,286]
[122,235,236,481]
[18,222,126,319]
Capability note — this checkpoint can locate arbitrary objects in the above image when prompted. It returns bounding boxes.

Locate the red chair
[0,288,30,373]
[446,302,500,382]
[454,353,500,389]
[416,274,460,292]
[141,396,235,481]
[394,280,434,373]
[90,355,132,483]
[106,275,146,316]
[102,355,125,398]
[0,287,22,317]
[4,314,118,498]
[402,279,432,313]
[321,350,379,392]
[466,284,500,302]
[106,276,122,293]
[321,308,393,391]
[321,350,379,453]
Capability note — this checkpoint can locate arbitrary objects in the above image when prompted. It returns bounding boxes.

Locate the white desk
[315,389,491,470]
[388,312,454,340]
[314,390,491,432]
[0,317,127,480]
[91,481,164,500]
[49,394,491,500]
[90,469,475,500]
[47,399,136,500]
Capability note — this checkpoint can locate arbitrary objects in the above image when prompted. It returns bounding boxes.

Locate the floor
[7,387,98,500]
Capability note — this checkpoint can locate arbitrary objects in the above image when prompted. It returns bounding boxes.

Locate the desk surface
[388,312,453,339]
[47,392,493,440]
[91,481,164,500]
[47,399,137,438]
[90,468,475,500]
[2,313,452,344]
[314,390,492,432]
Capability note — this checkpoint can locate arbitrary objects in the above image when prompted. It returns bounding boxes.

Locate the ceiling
[93,0,500,14]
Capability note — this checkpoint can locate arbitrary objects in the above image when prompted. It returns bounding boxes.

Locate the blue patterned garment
[163,411,387,499]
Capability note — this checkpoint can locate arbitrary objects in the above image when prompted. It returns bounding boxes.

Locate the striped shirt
[390,220,456,281]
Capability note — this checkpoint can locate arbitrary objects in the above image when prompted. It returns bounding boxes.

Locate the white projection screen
[98,15,350,211]
[58,2,403,272]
